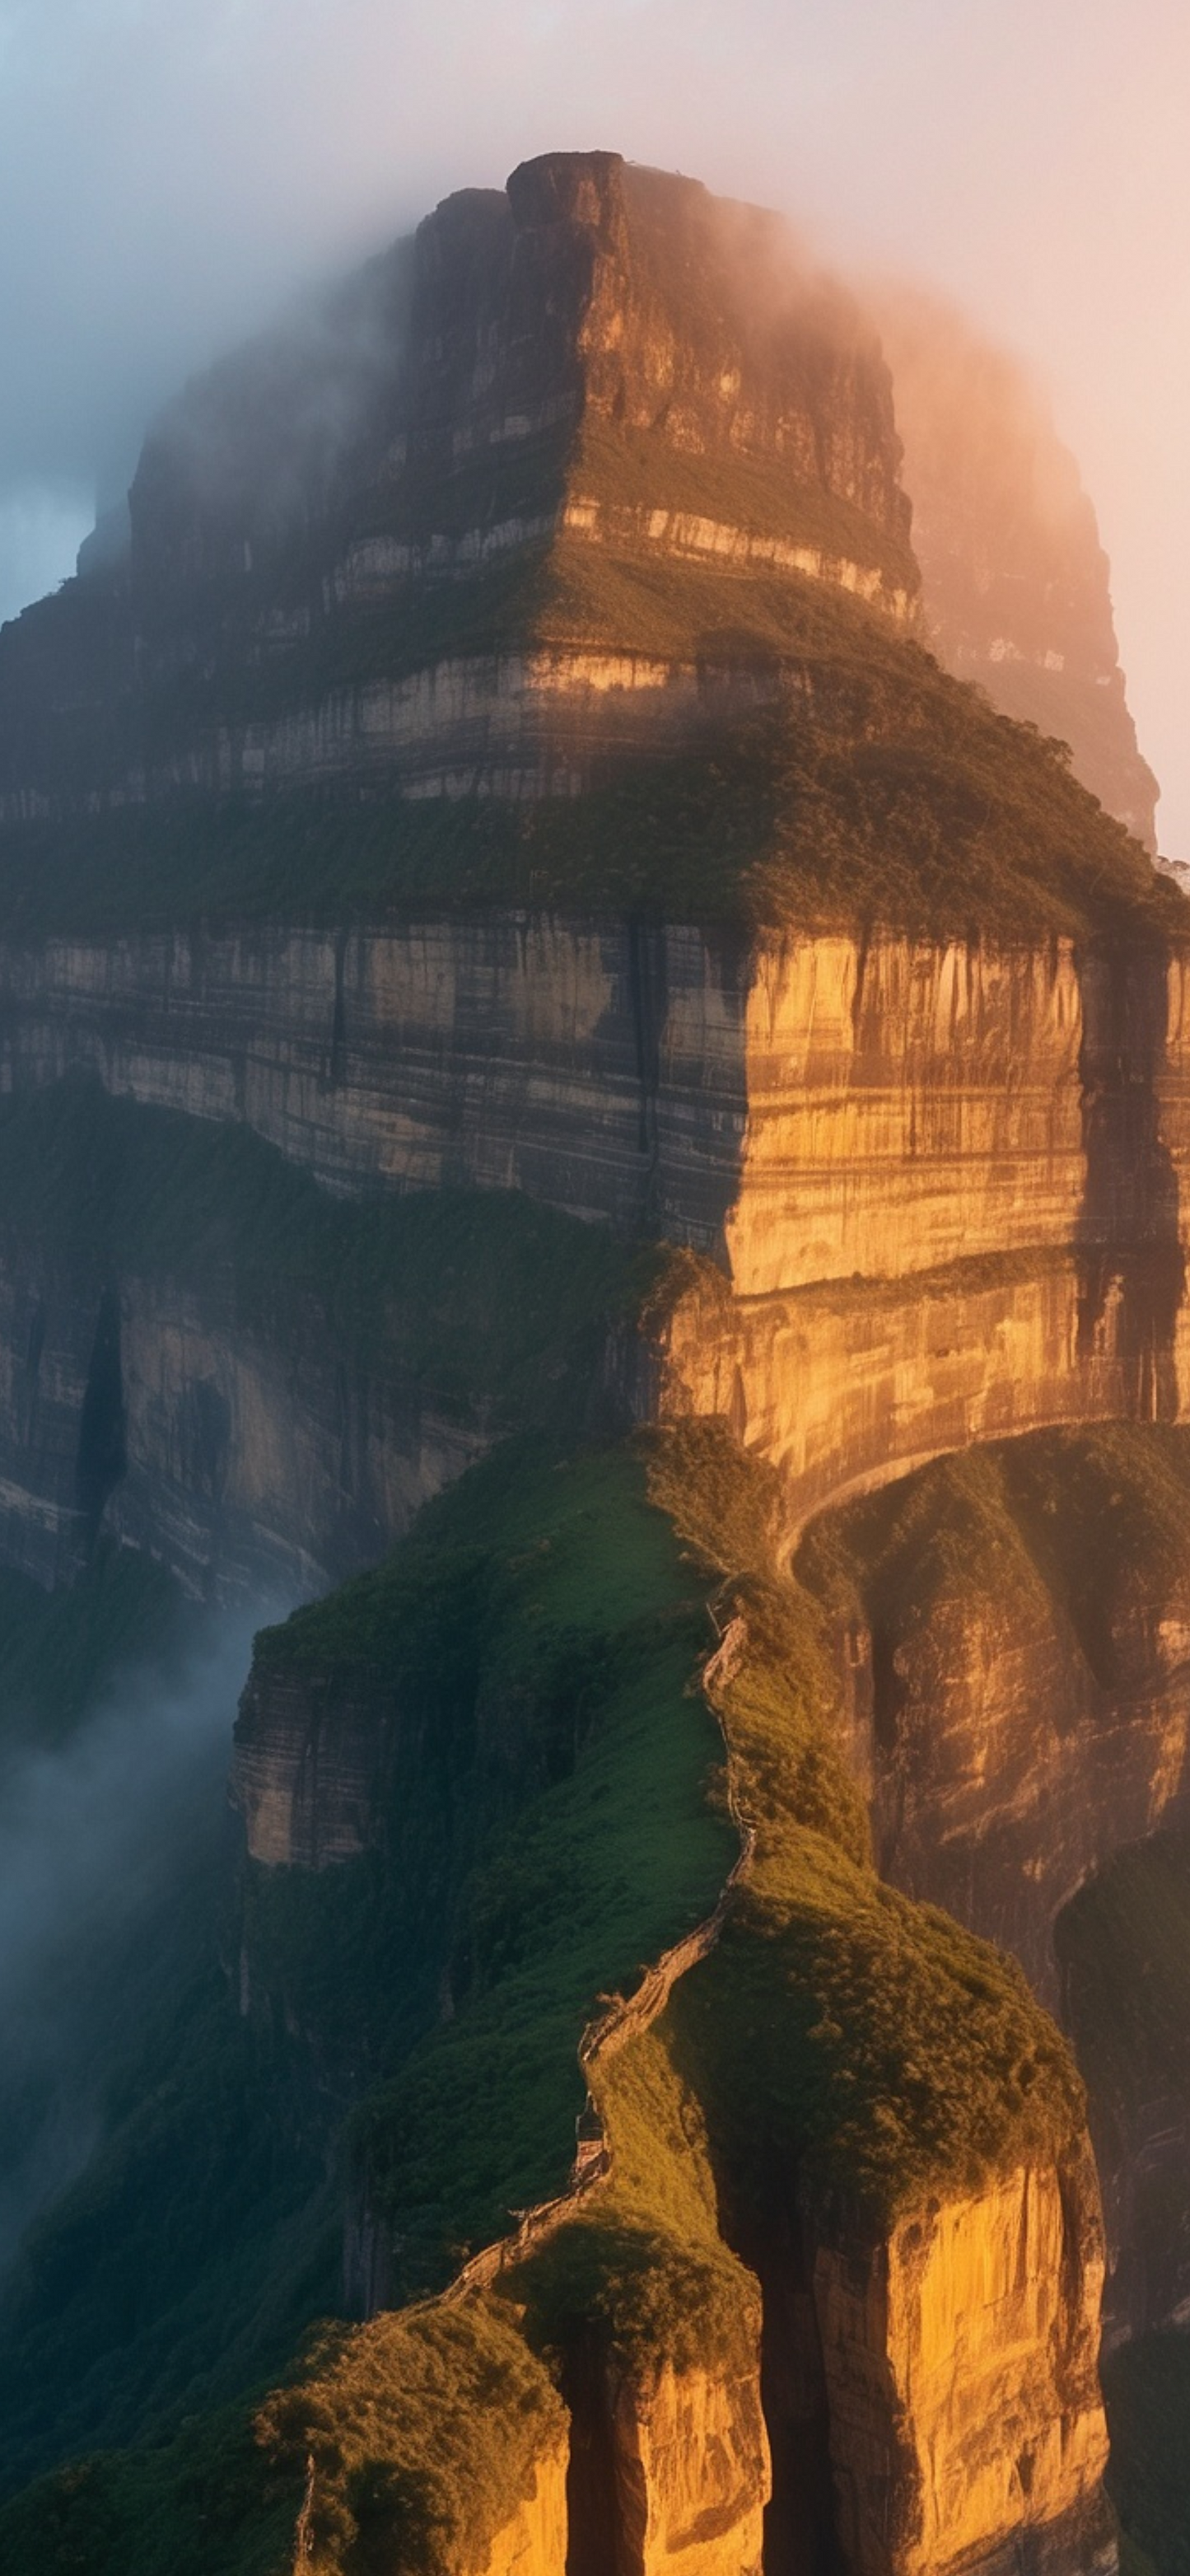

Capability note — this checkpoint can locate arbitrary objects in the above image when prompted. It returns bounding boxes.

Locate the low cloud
[0,1607,264,2269]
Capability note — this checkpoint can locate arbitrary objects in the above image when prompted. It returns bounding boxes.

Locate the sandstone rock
[814,2153,1118,2576]
[470,2437,570,2576]
[608,2357,769,2576]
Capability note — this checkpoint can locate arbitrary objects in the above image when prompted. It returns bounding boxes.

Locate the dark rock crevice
[73,1285,126,1546]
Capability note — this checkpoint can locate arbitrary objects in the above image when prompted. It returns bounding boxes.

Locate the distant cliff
[877,285,1159,847]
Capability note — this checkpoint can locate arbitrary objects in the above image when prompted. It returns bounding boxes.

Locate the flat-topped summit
[0,147,1174,961]
[0,151,918,826]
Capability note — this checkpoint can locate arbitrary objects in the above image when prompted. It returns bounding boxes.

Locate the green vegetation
[572,414,917,591]
[671,1835,1082,2220]
[0,559,1179,945]
[316,1439,734,2284]
[0,1074,651,1443]
[0,2404,296,2576]
[512,2024,758,2378]
[0,1420,1101,2569]
[259,2301,567,2576]
[648,1424,1081,2221]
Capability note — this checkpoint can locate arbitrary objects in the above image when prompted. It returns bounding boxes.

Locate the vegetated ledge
[0,1420,1100,2576]
[0,586,1180,949]
[263,1426,1098,2576]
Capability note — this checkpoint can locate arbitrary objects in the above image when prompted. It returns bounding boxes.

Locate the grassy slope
[0,1422,1090,2575]
[0,1435,735,2549]
[270,1439,735,2285]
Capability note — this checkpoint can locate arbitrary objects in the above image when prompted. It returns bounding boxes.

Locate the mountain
[0,149,1185,2576]
[876,283,1159,848]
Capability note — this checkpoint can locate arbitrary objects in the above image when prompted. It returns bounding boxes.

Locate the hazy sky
[1,0,1188,840]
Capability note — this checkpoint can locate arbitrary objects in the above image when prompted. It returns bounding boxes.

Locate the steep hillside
[0,143,1186,2576]
[0,1428,1114,2576]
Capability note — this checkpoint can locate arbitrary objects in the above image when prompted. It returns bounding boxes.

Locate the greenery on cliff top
[273,1438,734,2284]
[646,1425,1083,2219]
[0,1417,1099,2572]
[257,2300,567,2576]
[0,564,1180,946]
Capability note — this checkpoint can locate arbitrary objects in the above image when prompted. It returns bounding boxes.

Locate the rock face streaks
[0,153,915,820]
[0,918,1185,1601]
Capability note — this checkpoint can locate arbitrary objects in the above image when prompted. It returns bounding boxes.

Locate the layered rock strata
[3,923,1183,1284]
[877,286,1159,848]
[0,918,1187,1596]
[0,153,916,818]
[804,1497,1190,2014]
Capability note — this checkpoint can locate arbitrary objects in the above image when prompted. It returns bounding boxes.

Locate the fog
[0,1608,264,2270]
[0,0,1188,835]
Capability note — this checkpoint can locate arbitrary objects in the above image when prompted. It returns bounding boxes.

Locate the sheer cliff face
[814,2153,1114,2576]
[0,153,916,820]
[877,288,1159,848]
[5,917,1188,1601]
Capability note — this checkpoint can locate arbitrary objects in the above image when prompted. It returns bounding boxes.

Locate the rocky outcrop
[813,2153,1117,2576]
[792,1434,1190,2010]
[562,2354,768,2576]
[877,286,1158,848]
[1,922,1186,1270]
[0,916,1186,1597]
[0,1242,480,1598]
[609,2359,768,2576]
[1055,1830,1190,2343]
[473,2443,570,2576]
[0,153,915,820]
[232,1661,392,1865]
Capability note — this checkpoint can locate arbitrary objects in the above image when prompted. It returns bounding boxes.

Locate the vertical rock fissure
[1076,938,1185,1420]
[627,916,668,1180]
[73,1284,127,1547]
[562,2331,622,2576]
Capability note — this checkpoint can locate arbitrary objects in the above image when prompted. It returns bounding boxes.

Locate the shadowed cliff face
[794,1421,1190,2353]
[0,917,1185,1601]
[875,287,1159,849]
[1076,942,1185,1423]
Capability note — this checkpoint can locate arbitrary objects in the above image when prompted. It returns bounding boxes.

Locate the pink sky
[1,0,1187,843]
